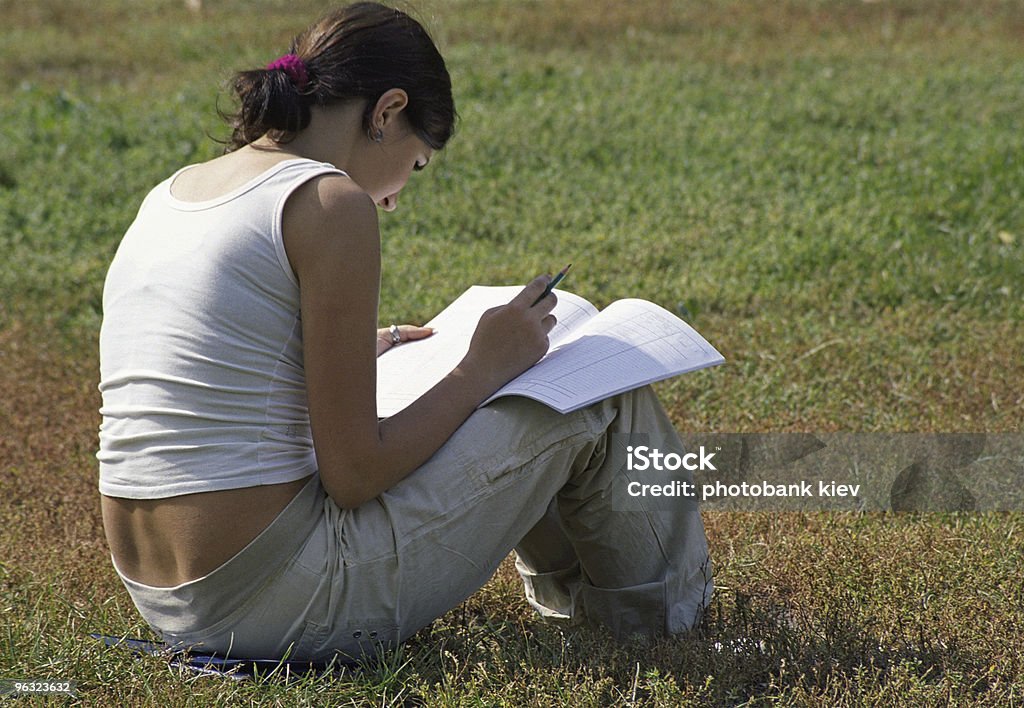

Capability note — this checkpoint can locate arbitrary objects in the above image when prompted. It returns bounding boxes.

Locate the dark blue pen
[531,263,572,307]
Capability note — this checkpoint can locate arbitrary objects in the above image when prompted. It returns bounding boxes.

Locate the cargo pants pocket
[577,578,668,642]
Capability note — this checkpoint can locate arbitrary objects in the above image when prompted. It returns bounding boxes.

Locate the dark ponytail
[222,2,456,153]
[226,62,314,149]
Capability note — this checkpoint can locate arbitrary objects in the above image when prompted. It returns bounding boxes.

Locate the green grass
[1,0,1023,704]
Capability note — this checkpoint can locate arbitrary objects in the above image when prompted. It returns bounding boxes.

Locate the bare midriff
[101,477,312,588]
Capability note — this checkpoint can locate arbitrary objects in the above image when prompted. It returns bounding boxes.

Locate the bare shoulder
[287,171,376,228]
[283,172,380,270]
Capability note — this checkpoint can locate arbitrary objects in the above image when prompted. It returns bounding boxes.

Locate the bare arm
[283,175,557,509]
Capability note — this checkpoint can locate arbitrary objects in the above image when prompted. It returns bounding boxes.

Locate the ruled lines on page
[487,299,725,413]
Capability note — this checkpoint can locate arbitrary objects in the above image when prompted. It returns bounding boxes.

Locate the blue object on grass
[90,633,357,680]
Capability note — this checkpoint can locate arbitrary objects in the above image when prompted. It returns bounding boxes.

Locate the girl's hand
[459,275,558,391]
[377,324,435,356]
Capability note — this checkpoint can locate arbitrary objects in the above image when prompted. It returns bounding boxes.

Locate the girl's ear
[370,89,410,134]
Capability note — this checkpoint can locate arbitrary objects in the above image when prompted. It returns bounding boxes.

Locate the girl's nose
[379,193,398,212]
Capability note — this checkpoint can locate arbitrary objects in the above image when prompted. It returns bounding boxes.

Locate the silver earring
[373,128,384,143]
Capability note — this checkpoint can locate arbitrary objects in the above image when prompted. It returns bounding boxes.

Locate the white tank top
[98,158,347,498]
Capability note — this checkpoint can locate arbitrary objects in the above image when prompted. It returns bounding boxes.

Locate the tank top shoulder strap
[161,158,348,212]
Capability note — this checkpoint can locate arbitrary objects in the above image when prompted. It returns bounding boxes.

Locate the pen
[531,263,572,307]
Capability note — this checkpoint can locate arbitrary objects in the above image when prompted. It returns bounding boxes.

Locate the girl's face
[366,130,434,212]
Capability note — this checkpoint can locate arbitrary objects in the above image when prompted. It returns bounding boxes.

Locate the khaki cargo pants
[116,386,713,661]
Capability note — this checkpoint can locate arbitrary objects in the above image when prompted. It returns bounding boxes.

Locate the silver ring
[389,324,401,345]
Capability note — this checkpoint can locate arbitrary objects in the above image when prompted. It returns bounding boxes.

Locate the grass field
[1,0,1022,704]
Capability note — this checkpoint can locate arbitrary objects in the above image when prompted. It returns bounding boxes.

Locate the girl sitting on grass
[97,1,712,662]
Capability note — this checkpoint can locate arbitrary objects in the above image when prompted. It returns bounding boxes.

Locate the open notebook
[376,285,725,416]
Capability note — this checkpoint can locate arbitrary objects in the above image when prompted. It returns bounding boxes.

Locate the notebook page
[485,299,725,413]
[376,285,598,416]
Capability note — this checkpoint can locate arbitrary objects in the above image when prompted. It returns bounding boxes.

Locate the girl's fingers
[376,325,432,357]
[398,325,435,341]
[511,275,552,309]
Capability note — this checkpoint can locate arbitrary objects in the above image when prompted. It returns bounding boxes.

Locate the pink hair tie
[266,53,309,90]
